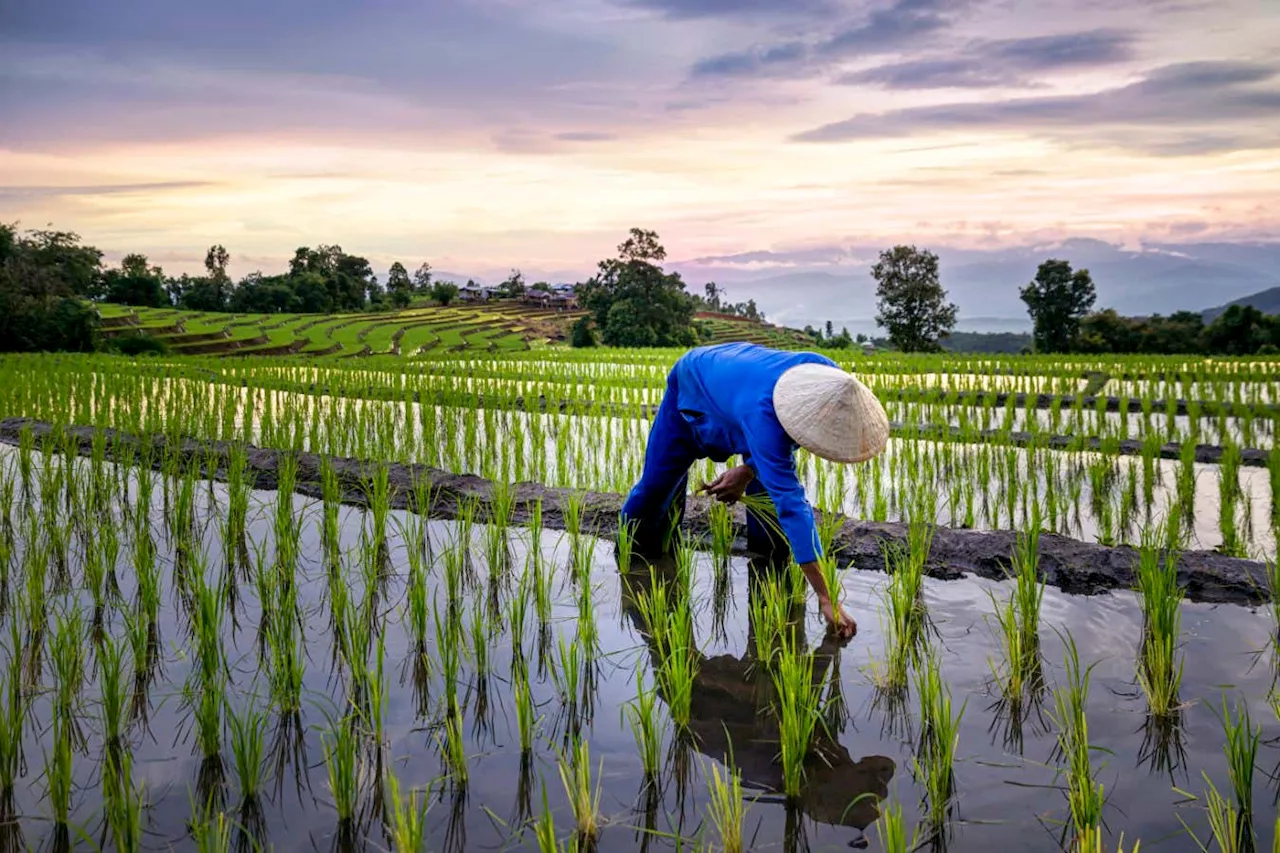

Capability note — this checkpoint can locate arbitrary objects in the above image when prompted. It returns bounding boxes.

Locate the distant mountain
[1202,285,1280,321]
[672,238,1280,333]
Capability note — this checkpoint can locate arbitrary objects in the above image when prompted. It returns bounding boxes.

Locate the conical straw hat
[773,364,889,464]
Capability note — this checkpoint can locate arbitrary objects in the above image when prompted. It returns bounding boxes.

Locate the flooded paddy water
[0,446,1276,853]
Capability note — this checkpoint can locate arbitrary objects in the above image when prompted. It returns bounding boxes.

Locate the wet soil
[2,416,1271,606]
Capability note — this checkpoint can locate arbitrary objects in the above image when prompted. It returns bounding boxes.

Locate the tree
[578,229,698,348]
[500,269,526,298]
[704,281,722,311]
[431,281,460,306]
[531,281,552,293]
[0,223,101,352]
[1020,258,1096,353]
[571,316,596,347]
[413,262,433,294]
[203,244,231,310]
[102,253,168,307]
[871,245,957,352]
[387,261,413,309]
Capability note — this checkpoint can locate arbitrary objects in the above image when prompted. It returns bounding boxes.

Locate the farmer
[619,341,889,640]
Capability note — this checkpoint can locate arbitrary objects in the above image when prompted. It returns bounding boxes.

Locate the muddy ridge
[0,416,1273,607]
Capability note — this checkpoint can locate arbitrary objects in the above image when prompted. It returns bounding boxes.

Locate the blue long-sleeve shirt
[622,342,838,564]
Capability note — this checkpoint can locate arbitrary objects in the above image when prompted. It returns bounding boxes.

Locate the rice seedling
[1050,631,1106,853]
[228,700,269,804]
[98,629,130,756]
[872,795,921,853]
[558,733,603,845]
[102,743,145,853]
[0,619,26,795]
[1135,528,1185,719]
[912,646,965,829]
[49,605,86,743]
[189,795,235,853]
[868,534,931,696]
[625,672,665,782]
[771,632,824,800]
[434,597,462,718]
[46,712,74,829]
[384,768,430,853]
[704,747,749,853]
[322,715,362,827]
[533,782,561,853]
[1214,696,1260,849]
[436,707,469,788]
[513,662,540,754]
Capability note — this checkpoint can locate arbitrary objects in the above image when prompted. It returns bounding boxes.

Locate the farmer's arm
[743,418,854,638]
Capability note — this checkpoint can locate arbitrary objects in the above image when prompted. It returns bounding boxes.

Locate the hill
[1201,285,1280,321]
[96,300,587,357]
[92,302,819,357]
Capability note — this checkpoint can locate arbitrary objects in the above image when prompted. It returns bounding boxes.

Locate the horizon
[3,0,1279,285]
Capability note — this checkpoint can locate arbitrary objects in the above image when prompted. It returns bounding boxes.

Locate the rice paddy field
[0,345,1278,853]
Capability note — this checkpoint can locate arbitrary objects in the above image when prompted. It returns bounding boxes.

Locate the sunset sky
[2,0,1278,281]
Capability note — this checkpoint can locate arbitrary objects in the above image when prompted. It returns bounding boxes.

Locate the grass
[558,734,603,845]
[913,646,965,829]
[873,795,921,853]
[1135,528,1185,719]
[704,748,749,853]
[771,631,824,800]
[322,716,361,825]
[228,701,269,803]
[384,769,430,852]
[1050,632,1106,852]
[625,672,665,781]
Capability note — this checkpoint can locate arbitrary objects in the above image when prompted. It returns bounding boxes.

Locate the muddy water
[2,457,1277,852]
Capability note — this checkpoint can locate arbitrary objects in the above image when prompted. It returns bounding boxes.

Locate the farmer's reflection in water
[616,548,896,850]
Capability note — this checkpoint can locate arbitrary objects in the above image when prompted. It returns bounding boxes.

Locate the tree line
[4,221,1274,356]
[868,245,1279,356]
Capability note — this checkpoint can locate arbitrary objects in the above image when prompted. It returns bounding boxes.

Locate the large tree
[387,261,413,308]
[578,229,698,348]
[0,224,100,352]
[1020,258,1096,353]
[871,245,957,352]
[413,262,433,294]
[102,253,168,307]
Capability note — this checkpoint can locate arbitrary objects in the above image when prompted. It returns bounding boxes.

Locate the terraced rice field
[97,302,584,357]
[0,348,1277,852]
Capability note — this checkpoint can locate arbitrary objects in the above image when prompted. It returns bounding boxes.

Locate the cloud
[838,28,1137,89]
[0,181,215,199]
[689,0,959,79]
[793,60,1280,153]
[619,0,831,19]
[552,131,618,141]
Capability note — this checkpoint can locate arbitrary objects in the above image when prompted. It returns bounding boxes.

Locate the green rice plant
[98,630,130,755]
[434,597,462,717]
[436,707,468,787]
[1266,558,1280,679]
[771,632,824,800]
[322,716,362,826]
[1134,529,1185,718]
[49,606,86,742]
[0,619,26,794]
[469,595,491,682]
[707,500,734,563]
[487,478,515,578]
[1050,631,1106,853]
[816,555,847,633]
[558,733,603,845]
[533,782,561,853]
[1215,696,1260,849]
[102,744,146,853]
[46,712,74,828]
[662,590,699,729]
[1219,442,1244,558]
[912,647,965,828]
[189,796,234,853]
[513,663,539,753]
[872,795,921,853]
[988,508,1046,713]
[228,701,268,804]
[625,671,665,781]
[384,768,430,853]
[704,747,749,853]
[868,538,930,696]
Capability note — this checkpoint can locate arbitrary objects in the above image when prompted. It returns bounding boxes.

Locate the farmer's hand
[820,598,857,642]
[697,464,754,504]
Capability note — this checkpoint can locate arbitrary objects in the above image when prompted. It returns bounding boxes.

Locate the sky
[2,0,1279,282]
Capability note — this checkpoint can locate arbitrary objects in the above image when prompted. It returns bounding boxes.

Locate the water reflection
[617,551,896,845]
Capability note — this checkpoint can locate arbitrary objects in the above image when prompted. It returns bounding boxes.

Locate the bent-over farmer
[619,341,889,640]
